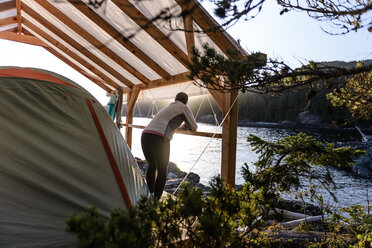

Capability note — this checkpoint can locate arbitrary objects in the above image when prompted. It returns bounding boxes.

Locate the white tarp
[133,80,209,102]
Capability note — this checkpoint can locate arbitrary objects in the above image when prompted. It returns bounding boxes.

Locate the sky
[0,0,371,105]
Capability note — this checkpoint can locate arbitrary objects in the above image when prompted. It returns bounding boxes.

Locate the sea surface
[122,117,372,209]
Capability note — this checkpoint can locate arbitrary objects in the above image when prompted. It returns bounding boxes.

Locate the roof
[0,0,247,99]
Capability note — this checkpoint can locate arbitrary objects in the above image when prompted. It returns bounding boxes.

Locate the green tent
[0,67,148,247]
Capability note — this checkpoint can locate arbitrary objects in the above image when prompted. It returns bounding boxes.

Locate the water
[123,117,372,208]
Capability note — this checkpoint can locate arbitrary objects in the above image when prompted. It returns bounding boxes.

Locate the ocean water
[122,117,372,208]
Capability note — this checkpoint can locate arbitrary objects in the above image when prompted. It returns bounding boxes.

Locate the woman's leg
[141,133,158,194]
[153,139,170,197]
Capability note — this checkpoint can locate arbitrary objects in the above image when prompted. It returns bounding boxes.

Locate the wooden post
[115,87,123,129]
[16,0,22,34]
[208,89,239,187]
[125,87,140,149]
[221,90,238,187]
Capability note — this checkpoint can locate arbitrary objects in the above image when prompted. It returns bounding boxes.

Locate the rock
[296,111,324,126]
[277,199,322,216]
[235,184,244,191]
[268,230,325,248]
[168,161,182,175]
[134,158,207,194]
[167,172,179,179]
[353,146,372,179]
[186,172,200,185]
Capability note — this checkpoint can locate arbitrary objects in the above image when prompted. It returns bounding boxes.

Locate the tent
[0,67,148,247]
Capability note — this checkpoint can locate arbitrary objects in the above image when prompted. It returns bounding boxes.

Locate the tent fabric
[0,67,148,247]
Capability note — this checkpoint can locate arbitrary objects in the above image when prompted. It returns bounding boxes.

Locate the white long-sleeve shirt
[143,101,198,140]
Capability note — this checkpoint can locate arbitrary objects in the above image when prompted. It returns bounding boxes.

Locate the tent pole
[125,87,140,149]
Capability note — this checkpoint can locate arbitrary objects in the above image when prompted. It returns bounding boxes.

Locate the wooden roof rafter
[0,0,252,94]
[0,15,16,28]
[22,19,121,90]
[111,0,190,67]
[176,0,247,58]
[22,2,135,89]
[0,0,15,13]
[66,0,172,80]
[16,0,21,33]
[2,26,17,32]
[180,0,196,60]
[44,45,113,93]
[33,0,150,86]
[0,29,48,47]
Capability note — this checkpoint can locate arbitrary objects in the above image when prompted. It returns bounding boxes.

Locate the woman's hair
[175,92,188,104]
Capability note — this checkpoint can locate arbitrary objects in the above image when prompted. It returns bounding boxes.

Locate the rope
[172,93,240,195]
[154,100,159,114]
[146,101,156,119]
[207,96,220,126]
[136,103,142,118]
[194,95,206,120]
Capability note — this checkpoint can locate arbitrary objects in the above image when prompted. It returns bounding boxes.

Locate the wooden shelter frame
[0,0,261,187]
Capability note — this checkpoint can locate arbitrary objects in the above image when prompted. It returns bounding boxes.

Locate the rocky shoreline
[198,112,372,179]
[198,110,372,131]
[136,140,371,196]
[135,158,212,195]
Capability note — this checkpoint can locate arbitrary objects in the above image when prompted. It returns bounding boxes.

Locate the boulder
[277,199,322,216]
[135,158,206,194]
[352,146,372,179]
[168,161,183,175]
[296,111,324,126]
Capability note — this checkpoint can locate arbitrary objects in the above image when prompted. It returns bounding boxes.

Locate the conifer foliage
[66,133,367,247]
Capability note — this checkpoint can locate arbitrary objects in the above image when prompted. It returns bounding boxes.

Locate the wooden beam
[23,18,121,90]
[120,123,222,138]
[34,0,150,85]
[115,72,191,94]
[0,16,16,28]
[221,91,238,187]
[23,28,112,92]
[111,0,190,67]
[0,30,48,47]
[67,0,171,80]
[44,46,112,93]
[125,86,141,149]
[175,0,247,59]
[207,88,224,111]
[3,26,17,32]
[16,0,21,34]
[180,0,195,60]
[78,70,112,91]
[0,0,15,13]
[22,2,135,88]
[145,72,190,90]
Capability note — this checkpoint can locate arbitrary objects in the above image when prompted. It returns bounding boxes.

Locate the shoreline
[197,118,372,132]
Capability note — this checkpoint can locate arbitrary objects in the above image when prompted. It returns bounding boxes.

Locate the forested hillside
[124,61,370,127]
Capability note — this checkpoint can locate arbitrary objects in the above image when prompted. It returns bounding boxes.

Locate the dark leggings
[141,132,170,197]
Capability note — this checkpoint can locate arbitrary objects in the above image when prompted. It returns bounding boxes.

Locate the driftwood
[267,208,309,221]
[281,215,326,229]
[266,207,328,230]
